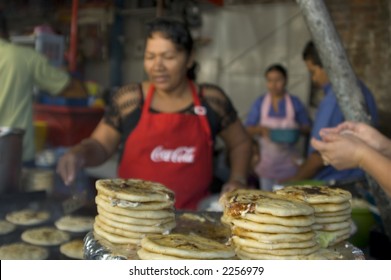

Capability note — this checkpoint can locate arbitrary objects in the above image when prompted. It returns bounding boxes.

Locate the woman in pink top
[245,64,311,191]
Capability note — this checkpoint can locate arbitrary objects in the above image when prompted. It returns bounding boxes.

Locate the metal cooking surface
[0,191,96,260]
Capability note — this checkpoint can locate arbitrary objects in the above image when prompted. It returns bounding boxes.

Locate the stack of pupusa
[220,189,320,260]
[94,179,176,245]
[276,185,352,248]
[137,233,235,260]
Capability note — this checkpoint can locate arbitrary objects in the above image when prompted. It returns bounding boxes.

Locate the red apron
[118,82,213,210]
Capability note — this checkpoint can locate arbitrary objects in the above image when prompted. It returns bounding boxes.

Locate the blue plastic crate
[38,95,88,107]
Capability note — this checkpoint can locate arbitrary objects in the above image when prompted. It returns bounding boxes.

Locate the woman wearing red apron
[117,82,213,209]
[57,18,252,210]
[245,64,312,191]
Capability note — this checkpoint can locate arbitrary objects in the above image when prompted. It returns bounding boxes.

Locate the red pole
[69,0,79,72]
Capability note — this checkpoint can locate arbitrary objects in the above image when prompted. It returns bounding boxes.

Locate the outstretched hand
[311,133,369,170]
[56,151,85,186]
[319,121,389,154]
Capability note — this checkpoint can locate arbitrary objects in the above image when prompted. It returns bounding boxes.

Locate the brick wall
[324,0,391,135]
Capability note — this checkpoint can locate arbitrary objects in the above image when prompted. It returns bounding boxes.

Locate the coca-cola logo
[150,146,196,163]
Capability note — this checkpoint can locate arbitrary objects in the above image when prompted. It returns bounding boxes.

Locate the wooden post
[296,0,391,240]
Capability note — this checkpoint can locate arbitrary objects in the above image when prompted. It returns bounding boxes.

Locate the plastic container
[34,121,48,152]
[33,104,104,147]
[270,128,300,144]
[38,95,89,107]
[11,33,65,67]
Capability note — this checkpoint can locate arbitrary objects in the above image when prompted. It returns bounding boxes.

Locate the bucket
[0,127,25,194]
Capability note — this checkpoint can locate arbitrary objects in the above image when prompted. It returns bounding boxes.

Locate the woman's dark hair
[264,64,288,81]
[145,17,198,80]
[302,41,323,67]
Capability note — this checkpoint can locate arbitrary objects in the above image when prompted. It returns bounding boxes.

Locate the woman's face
[144,32,192,91]
[265,70,286,96]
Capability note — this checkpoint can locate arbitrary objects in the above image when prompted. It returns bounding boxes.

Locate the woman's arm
[57,120,121,185]
[312,133,391,197]
[281,152,324,183]
[246,125,269,138]
[358,146,391,197]
[219,119,252,193]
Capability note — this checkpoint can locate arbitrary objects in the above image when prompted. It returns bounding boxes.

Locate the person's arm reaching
[358,146,391,197]
[246,125,269,138]
[56,120,121,185]
[219,119,252,194]
[281,152,324,183]
[319,121,391,159]
[311,132,391,197]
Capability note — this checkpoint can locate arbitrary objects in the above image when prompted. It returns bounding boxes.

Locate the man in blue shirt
[284,41,378,183]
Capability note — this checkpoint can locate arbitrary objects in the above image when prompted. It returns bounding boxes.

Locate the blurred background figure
[245,64,311,191]
[0,11,87,166]
[283,42,378,184]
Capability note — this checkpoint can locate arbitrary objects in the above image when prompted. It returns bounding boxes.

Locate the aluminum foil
[83,212,365,260]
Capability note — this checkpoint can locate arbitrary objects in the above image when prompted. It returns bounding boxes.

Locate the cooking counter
[0,191,96,260]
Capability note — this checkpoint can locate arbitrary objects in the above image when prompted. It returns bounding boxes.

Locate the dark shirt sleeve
[245,96,263,126]
[103,83,143,135]
[200,83,238,134]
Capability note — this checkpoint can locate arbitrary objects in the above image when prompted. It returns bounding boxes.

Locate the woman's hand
[319,121,391,156]
[311,133,370,170]
[220,179,247,195]
[56,150,85,186]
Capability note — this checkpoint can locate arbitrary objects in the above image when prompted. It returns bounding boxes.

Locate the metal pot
[0,127,24,194]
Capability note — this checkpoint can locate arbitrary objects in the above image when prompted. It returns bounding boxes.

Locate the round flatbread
[96,179,174,202]
[328,233,350,246]
[276,185,352,204]
[97,206,172,226]
[93,222,140,245]
[0,219,16,235]
[21,227,70,246]
[312,220,352,231]
[97,214,175,234]
[222,189,314,217]
[232,235,318,250]
[141,234,235,259]
[315,208,352,217]
[55,215,94,232]
[99,193,174,211]
[94,216,147,238]
[236,249,303,260]
[239,212,315,227]
[238,244,320,256]
[315,214,350,224]
[137,248,185,260]
[60,239,85,259]
[219,189,270,207]
[306,248,343,260]
[231,219,312,234]
[0,242,49,260]
[232,227,316,243]
[6,209,50,226]
[311,202,351,213]
[96,195,175,219]
[315,227,351,238]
